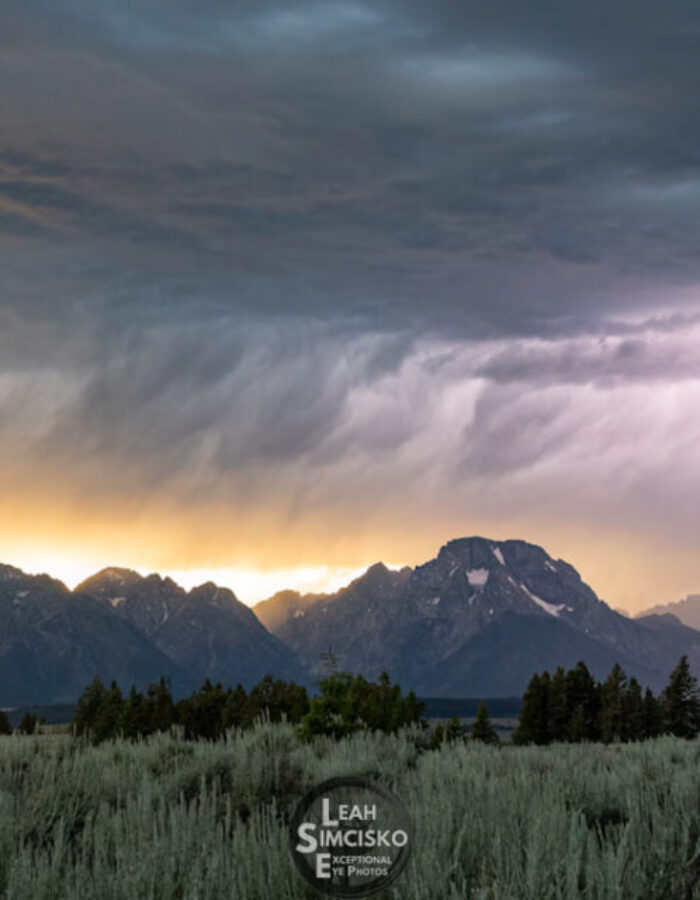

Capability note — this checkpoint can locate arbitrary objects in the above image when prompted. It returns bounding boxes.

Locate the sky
[2,2,700,609]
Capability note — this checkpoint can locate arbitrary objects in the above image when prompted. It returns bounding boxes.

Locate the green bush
[298,670,425,739]
[429,715,466,749]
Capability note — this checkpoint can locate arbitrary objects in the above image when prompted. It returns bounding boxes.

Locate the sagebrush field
[1,724,699,899]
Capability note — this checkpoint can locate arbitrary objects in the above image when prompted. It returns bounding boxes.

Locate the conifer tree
[246,675,309,726]
[175,679,229,740]
[93,681,124,743]
[145,678,174,733]
[0,710,11,735]
[642,687,662,739]
[548,667,569,742]
[599,663,627,743]
[430,716,466,750]
[565,661,600,742]
[221,684,248,730]
[299,671,363,739]
[120,686,148,739]
[512,672,550,745]
[74,676,108,737]
[621,677,645,742]
[662,655,700,739]
[470,702,499,745]
[18,713,41,734]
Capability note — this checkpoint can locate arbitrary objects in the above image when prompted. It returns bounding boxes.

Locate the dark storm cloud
[15,314,418,500]
[4,0,700,597]
[478,328,700,386]
[2,0,700,336]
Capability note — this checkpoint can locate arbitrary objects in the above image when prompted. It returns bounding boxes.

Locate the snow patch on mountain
[521,583,565,617]
[466,568,489,587]
[491,546,505,566]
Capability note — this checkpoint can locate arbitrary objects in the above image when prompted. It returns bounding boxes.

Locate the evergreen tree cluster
[0,711,45,736]
[73,675,310,743]
[17,713,45,735]
[298,670,425,739]
[73,669,423,744]
[430,701,500,749]
[513,656,700,745]
[61,655,700,748]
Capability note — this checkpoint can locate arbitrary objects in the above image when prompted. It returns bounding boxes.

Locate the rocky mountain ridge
[0,564,304,704]
[636,595,700,632]
[3,537,700,703]
[254,537,700,695]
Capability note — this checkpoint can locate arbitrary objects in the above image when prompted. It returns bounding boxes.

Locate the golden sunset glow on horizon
[4,547,368,605]
[2,495,699,612]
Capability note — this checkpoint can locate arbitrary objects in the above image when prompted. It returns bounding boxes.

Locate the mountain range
[636,595,700,632]
[2,537,699,704]
[0,564,303,704]
[254,537,700,696]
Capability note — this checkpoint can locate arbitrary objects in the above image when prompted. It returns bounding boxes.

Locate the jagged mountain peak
[189,579,241,597]
[1,562,63,583]
[77,566,145,594]
[409,536,592,623]
[254,562,412,633]
[0,562,188,704]
[436,536,566,575]
[77,568,187,619]
[254,587,326,631]
[0,565,70,597]
[188,581,249,615]
[0,559,307,703]
[438,535,508,563]
[0,563,27,581]
[364,561,391,577]
[265,535,688,694]
[345,561,411,592]
[93,566,141,581]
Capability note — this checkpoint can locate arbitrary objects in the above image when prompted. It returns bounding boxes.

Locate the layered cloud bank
[3,314,700,609]
[2,1,700,607]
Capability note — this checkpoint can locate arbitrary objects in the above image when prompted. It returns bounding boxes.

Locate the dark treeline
[430,700,500,749]
[73,675,308,743]
[34,653,700,748]
[72,670,425,744]
[513,655,700,745]
[0,710,45,735]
